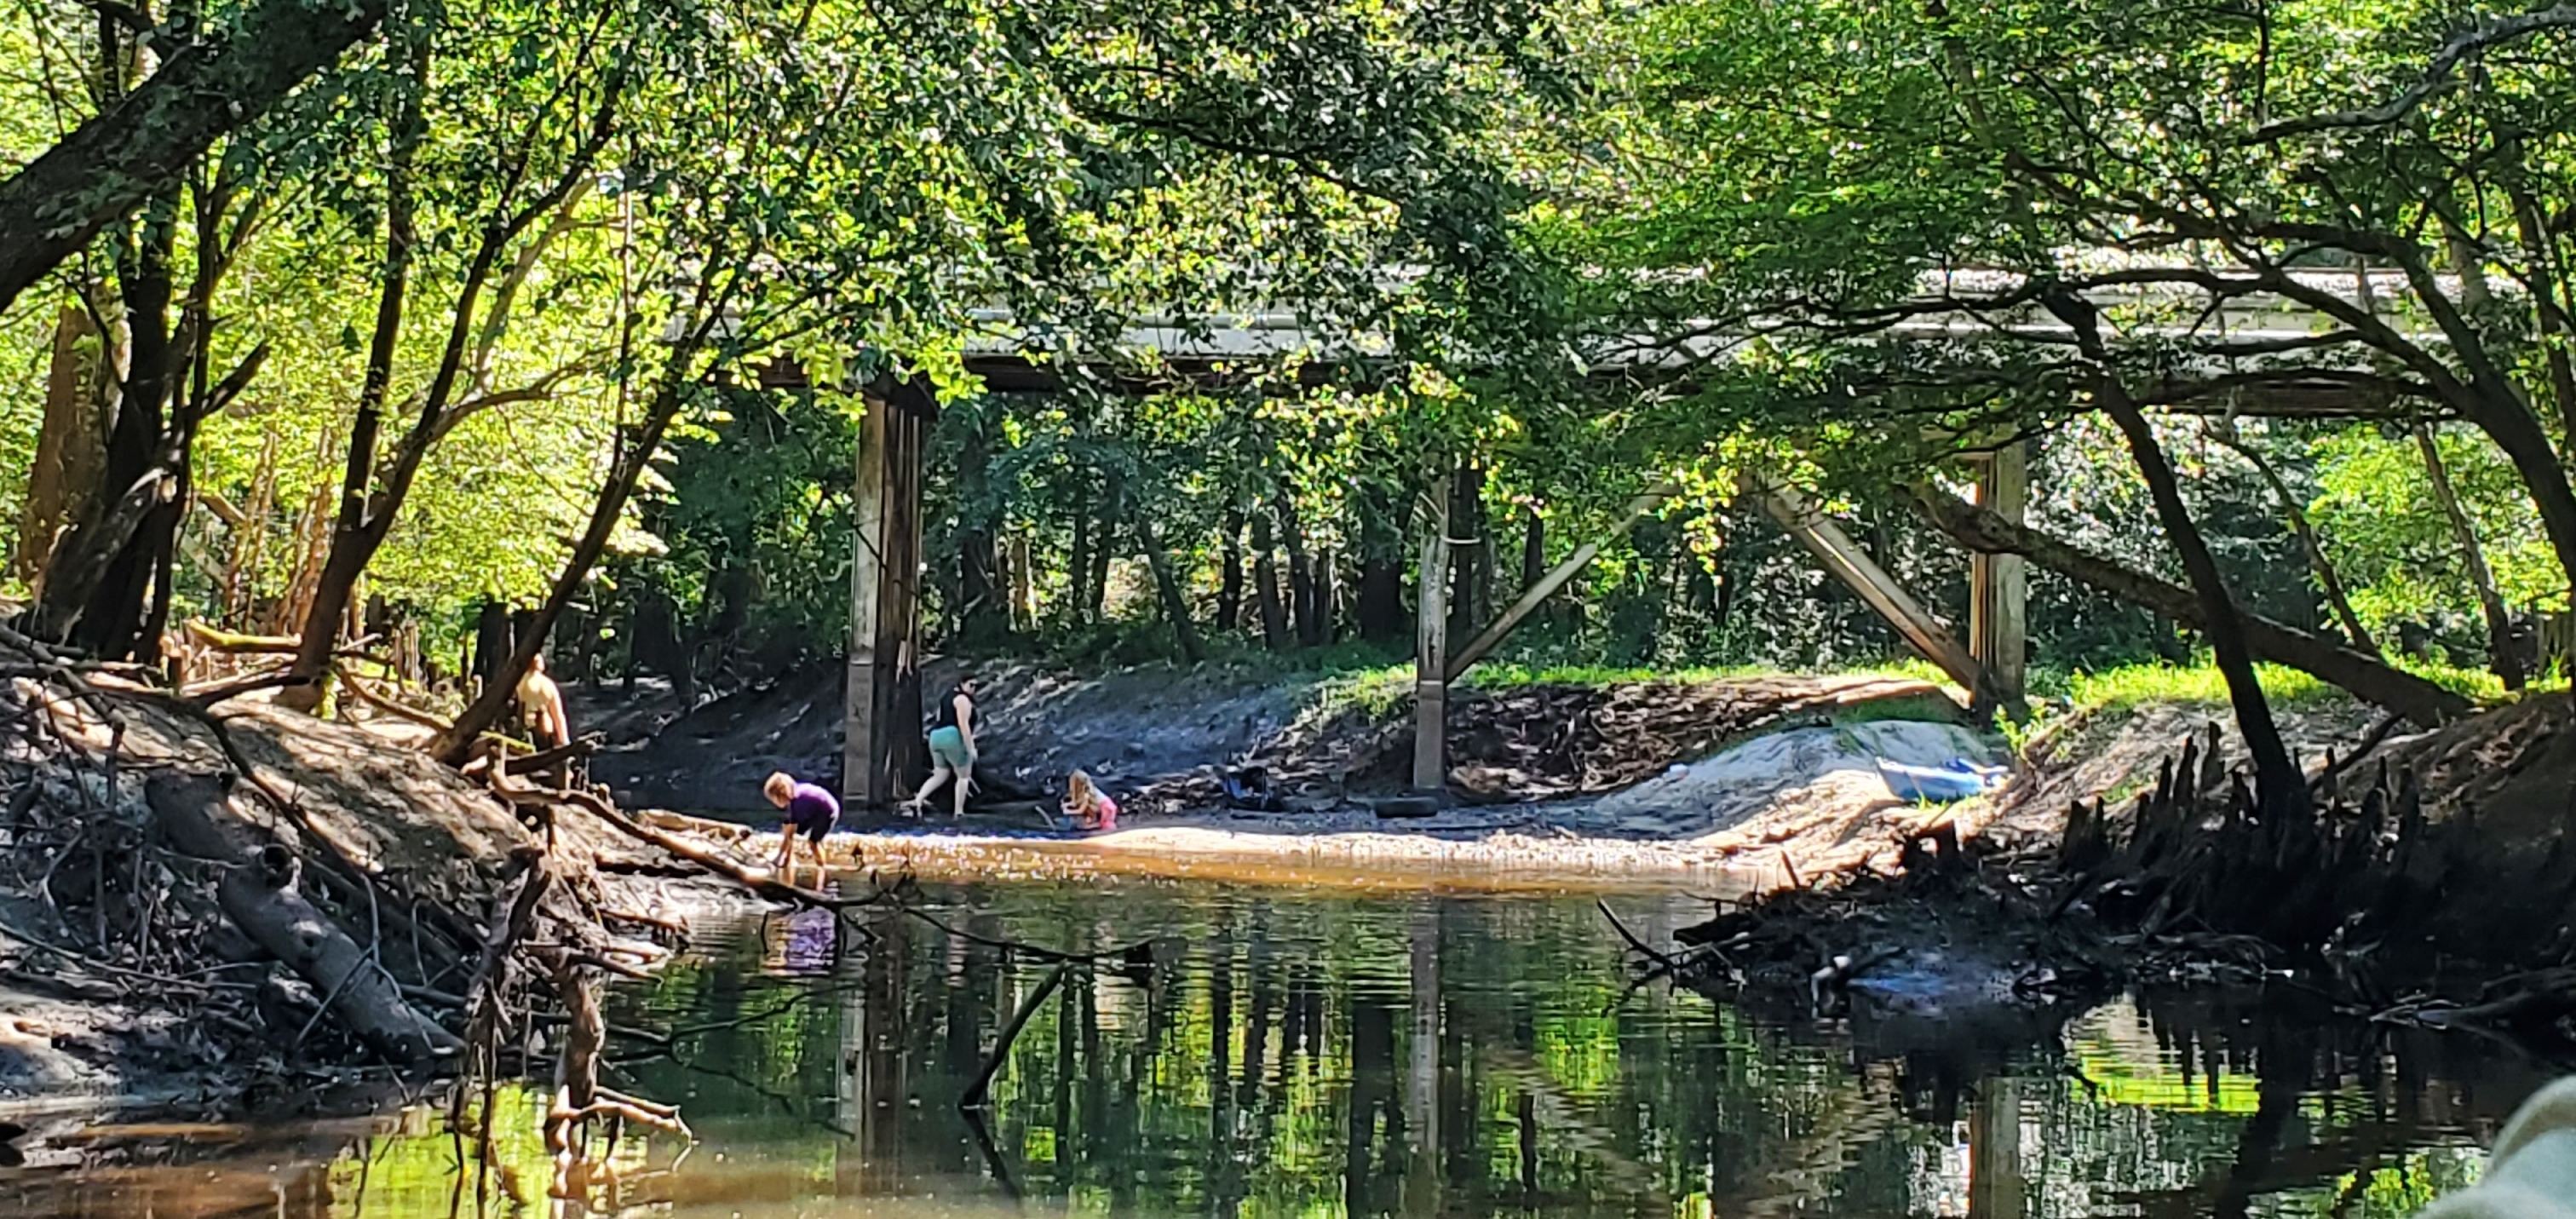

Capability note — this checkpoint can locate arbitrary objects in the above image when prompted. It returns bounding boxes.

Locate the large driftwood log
[146,772,461,1065]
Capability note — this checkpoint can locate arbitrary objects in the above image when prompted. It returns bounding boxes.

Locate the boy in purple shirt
[762,772,840,889]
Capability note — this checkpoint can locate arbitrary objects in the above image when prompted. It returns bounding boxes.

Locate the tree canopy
[3,0,2570,793]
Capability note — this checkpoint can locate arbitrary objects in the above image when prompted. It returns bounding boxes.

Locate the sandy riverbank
[649,717,2009,895]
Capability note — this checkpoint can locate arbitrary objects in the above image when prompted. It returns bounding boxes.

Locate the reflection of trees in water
[202,889,2551,1219]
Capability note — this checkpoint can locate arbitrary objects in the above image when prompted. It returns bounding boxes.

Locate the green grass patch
[2031,656,2508,717]
[1307,663,1416,720]
[1291,654,1969,725]
[1829,692,1968,727]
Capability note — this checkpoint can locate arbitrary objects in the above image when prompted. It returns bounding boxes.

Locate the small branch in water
[961,963,1069,1110]
[1598,900,1682,972]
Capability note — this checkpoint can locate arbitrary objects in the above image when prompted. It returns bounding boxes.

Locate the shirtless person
[516,655,570,749]
[901,681,978,819]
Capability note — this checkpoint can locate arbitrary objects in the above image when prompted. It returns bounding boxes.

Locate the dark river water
[5,877,2556,1217]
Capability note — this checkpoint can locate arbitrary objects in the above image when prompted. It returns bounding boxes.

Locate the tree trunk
[1519,506,1544,591]
[62,184,183,658]
[0,0,392,316]
[2506,184,2576,463]
[1008,533,1033,632]
[279,40,426,708]
[1084,477,1118,625]
[16,303,115,588]
[2210,428,2376,654]
[1279,497,1322,647]
[2414,423,2526,690]
[954,413,1005,647]
[433,371,692,764]
[1068,481,1093,626]
[2090,385,2298,815]
[1251,513,1289,651]
[1314,546,1338,644]
[1136,516,1205,665]
[1216,504,1245,633]
[284,50,618,709]
[2041,290,2309,816]
[1910,483,2469,727]
[1358,555,1406,644]
[2436,338,2576,613]
[1355,480,1409,644]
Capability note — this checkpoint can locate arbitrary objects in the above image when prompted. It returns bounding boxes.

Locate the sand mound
[1593,720,1997,825]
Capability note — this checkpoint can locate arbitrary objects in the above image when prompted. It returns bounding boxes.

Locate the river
[3,877,2547,1216]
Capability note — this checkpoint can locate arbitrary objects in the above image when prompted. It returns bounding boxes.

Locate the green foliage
[2311,423,2568,653]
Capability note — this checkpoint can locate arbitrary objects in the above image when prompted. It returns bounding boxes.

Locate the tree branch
[2254,4,2576,139]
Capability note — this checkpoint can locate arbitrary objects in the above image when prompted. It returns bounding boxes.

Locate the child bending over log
[762,772,840,889]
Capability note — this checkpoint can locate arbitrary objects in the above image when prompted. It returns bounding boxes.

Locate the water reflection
[0,878,2554,1217]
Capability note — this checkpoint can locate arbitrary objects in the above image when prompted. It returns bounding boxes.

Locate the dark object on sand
[1370,795,1440,819]
[1222,766,1285,812]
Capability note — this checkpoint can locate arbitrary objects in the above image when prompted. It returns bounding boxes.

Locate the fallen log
[1909,485,2470,727]
[504,732,603,777]
[335,664,453,732]
[187,620,382,655]
[147,772,462,1065]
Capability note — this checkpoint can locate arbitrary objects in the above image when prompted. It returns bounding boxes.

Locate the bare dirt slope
[1980,696,2382,850]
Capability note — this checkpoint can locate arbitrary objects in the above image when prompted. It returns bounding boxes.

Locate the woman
[903,680,977,818]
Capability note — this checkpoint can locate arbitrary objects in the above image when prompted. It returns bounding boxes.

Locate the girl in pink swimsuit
[1063,771,1118,832]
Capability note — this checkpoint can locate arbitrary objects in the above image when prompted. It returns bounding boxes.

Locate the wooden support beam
[1413,474,1452,791]
[1967,444,2030,718]
[1446,485,1674,682]
[1749,474,1981,693]
[842,382,931,808]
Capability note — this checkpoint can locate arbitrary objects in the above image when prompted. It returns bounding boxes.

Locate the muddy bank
[0,655,723,1120]
[595,654,1959,816]
[590,658,1317,812]
[1636,687,2576,1061]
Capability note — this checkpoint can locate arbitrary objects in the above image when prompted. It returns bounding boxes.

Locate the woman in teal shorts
[904,680,978,818]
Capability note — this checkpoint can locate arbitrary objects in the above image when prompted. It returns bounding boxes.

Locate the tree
[1521,0,2576,805]
[425,0,1556,755]
[0,0,391,314]
[275,0,633,707]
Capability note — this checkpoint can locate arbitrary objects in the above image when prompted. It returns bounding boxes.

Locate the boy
[762,772,840,889]
[517,655,571,749]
